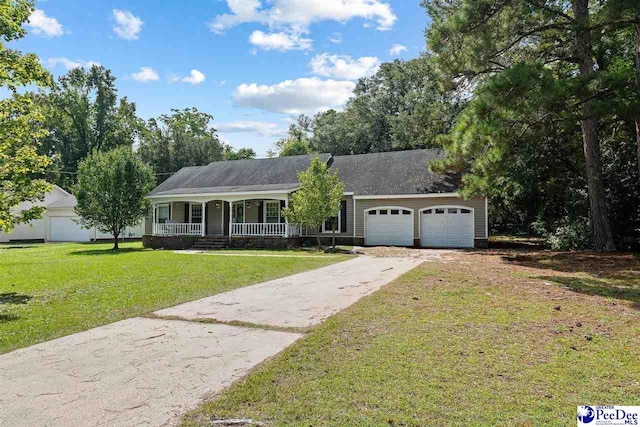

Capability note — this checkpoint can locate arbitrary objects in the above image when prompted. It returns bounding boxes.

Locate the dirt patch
[356,246,462,261]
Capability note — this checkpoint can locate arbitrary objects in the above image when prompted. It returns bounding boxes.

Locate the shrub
[546,219,592,251]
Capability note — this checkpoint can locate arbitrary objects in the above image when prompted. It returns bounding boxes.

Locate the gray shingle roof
[330,149,459,196]
[149,154,331,196]
[148,149,458,197]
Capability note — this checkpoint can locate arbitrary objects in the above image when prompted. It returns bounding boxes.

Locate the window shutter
[184,204,189,223]
[258,202,264,223]
[340,200,347,233]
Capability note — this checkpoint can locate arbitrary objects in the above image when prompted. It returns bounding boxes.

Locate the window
[448,208,458,214]
[368,210,377,215]
[322,215,340,233]
[461,208,471,214]
[379,210,388,215]
[390,209,399,215]
[156,205,170,224]
[402,210,411,215]
[435,208,445,214]
[232,202,244,223]
[190,204,203,223]
[265,201,280,224]
[423,209,432,215]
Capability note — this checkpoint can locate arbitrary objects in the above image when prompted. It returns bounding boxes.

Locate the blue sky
[16,0,428,157]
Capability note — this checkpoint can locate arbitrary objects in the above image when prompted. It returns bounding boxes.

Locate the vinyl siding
[355,197,487,240]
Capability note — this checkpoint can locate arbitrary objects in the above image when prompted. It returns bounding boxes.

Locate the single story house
[144,149,488,249]
[0,185,145,243]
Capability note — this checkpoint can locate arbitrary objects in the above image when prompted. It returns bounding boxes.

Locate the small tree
[75,147,155,250]
[283,156,345,248]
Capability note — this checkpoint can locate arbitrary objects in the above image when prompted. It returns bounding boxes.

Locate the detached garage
[1,185,145,243]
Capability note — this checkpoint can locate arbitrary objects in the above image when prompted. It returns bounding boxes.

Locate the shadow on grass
[538,275,640,305]
[69,247,148,256]
[499,251,640,275]
[0,313,20,323]
[0,293,32,305]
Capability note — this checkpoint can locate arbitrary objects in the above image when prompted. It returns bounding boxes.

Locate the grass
[184,249,640,427]
[0,242,348,354]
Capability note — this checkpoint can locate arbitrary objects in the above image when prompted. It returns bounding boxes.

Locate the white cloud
[131,67,159,82]
[217,121,287,137]
[46,57,100,70]
[309,53,380,80]
[249,30,312,51]
[329,32,342,44]
[113,9,143,40]
[233,77,355,115]
[389,43,407,55]
[170,69,206,85]
[209,0,396,33]
[27,9,63,37]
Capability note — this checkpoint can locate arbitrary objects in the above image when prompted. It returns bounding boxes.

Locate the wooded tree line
[274,0,640,251]
[37,66,255,189]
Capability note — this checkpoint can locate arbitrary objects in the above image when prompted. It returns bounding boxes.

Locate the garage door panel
[420,208,474,248]
[50,217,91,242]
[365,209,413,247]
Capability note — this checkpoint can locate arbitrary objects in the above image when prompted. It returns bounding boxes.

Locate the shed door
[365,208,413,247]
[50,217,91,242]
[420,207,474,248]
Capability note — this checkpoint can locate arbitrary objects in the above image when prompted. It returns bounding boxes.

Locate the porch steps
[191,237,229,251]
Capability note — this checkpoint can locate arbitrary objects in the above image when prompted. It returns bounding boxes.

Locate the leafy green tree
[224,146,256,160]
[75,147,155,250]
[271,114,313,157]
[282,156,345,248]
[139,108,226,182]
[0,0,53,232]
[311,56,460,155]
[424,0,640,251]
[39,66,140,189]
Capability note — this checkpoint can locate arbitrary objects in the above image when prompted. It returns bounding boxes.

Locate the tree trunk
[113,232,119,250]
[635,22,640,178]
[316,231,321,248]
[572,0,616,252]
[332,220,336,249]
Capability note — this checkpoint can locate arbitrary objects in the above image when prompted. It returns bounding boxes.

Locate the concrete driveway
[155,256,421,328]
[0,256,419,427]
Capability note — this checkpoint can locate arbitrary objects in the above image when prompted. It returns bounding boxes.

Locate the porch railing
[153,223,202,236]
[231,223,301,237]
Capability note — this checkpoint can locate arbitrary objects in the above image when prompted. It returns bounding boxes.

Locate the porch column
[228,200,233,241]
[152,202,156,235]
[201,201,206,237]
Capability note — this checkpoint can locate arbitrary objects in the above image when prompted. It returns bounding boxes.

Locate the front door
[232,202,244,223]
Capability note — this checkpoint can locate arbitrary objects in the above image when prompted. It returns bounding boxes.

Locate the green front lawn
[0,242,347,354]
[184,250,640,426]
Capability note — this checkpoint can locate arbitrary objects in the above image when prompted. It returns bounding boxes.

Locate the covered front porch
[150,195,301,238]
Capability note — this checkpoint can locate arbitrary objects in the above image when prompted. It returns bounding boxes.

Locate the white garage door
[50,217,91,242]
[365,208,413,247]
[420,207,474,248]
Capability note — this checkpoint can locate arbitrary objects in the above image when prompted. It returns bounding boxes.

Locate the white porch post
[152,202,156,235]
[201,201,206,237]
[228,200,233,241]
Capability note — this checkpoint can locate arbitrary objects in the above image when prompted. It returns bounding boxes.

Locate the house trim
[353,192,460,200]
[148,189,297,201]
